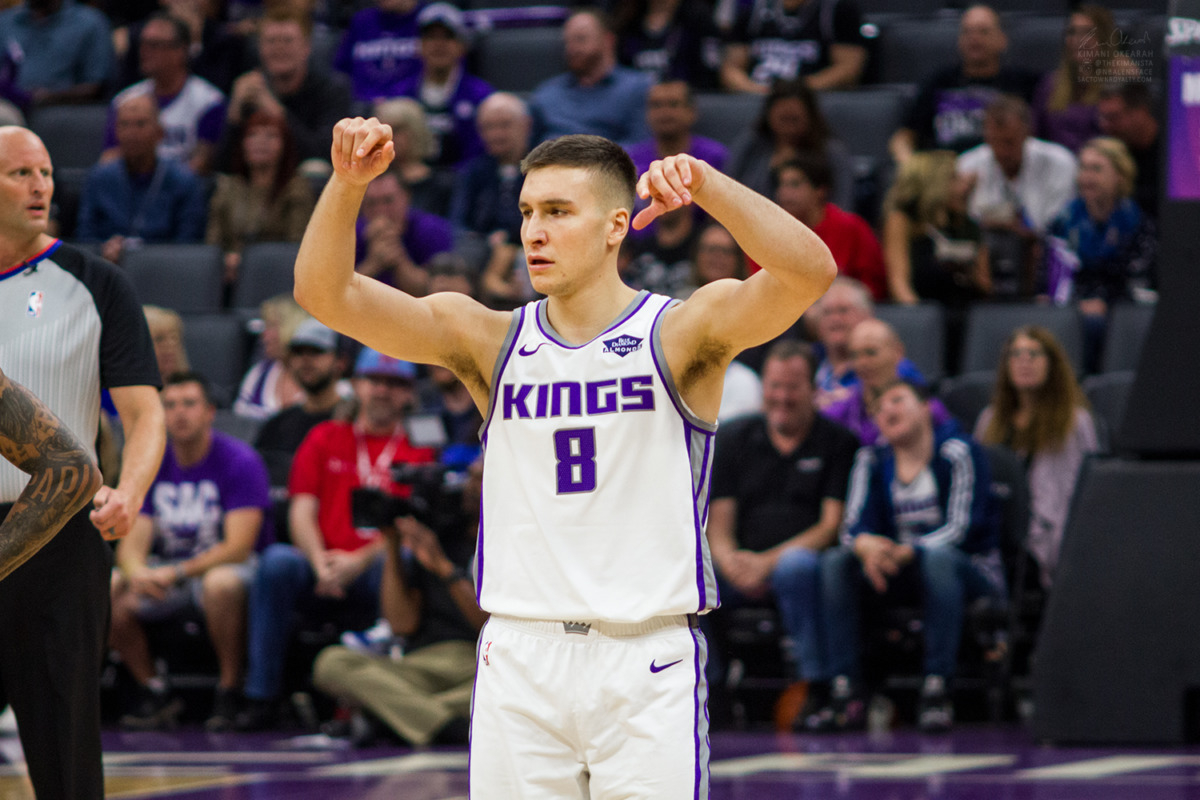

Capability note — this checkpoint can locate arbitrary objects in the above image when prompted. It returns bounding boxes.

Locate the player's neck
[0,233,55,273]
[545,277,639,345]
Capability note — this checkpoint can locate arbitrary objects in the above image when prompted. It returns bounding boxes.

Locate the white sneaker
[340,619,396,656]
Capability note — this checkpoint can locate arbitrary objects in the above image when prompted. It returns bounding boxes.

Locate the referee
[0,127,165,799]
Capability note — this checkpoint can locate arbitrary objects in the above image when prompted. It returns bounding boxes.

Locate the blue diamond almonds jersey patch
[602,334,643,357]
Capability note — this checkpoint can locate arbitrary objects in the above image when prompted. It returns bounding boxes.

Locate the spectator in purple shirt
[335,0,425,102]
[389,3,492,171]
[356,169,455,295]
[110,372,271,733]
[625,80,727,238]
[822,318,955,445]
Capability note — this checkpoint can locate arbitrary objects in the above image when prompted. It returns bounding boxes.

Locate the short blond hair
[373,98,437,161]
[1081,136,1137,199]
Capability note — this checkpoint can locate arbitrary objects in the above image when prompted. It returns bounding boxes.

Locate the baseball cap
[354,347,418,381]
[418,2,469,41]
[288,319,338,352]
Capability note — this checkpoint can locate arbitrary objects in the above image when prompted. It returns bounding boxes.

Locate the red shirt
[289,420,437,552]
[812,204,888,301]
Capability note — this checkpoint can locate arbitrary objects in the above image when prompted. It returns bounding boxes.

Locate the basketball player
[0,366,102,581]
[294,116,836,797]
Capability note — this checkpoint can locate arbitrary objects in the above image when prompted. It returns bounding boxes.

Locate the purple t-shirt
[334,6,424,101]
[390,69,494,169]
[625,134,728,239]
[821,389,958,446]
[141,431,271,560]
[353,206,456,279]
[1032,71,1099,154]
[625,134,728,177]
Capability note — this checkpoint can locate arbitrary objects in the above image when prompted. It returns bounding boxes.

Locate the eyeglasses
[1008,347,1046,360]
[697,244,740,255]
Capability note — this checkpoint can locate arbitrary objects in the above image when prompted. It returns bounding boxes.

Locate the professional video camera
[350,462,465,532]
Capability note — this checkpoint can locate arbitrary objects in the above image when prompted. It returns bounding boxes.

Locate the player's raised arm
[0,367,103,581]
[293,118,508,382]
[635,154,837,355]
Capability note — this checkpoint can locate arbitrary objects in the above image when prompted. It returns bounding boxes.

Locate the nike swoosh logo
[517,343,546,356]
[650,659,683,673]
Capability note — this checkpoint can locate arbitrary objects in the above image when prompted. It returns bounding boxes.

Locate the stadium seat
[28,104,110,171]
[871,15,960,86]
[874,302,946,384]
[1082,370,1136,452]
[856,0,942,17]
[937,369,994,431]
[1005,15,1070,78]
[182,314,252,408]
[123,243,224,315]
[213,408,264,444]
[817,86,914,164]
[474,25,566,92]
[1101,301,1155,374]
[231,242,301,311]
[692,92,762,148]
[988,0,1070,13]
[960,303,1084,376]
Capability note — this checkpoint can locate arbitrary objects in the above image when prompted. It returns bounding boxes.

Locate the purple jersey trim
[533,290,652,349]
[648,296,718,433]
[685,422,715,612]
[475,455,486,603]
[479,305,526,442]
[690,622,711,798]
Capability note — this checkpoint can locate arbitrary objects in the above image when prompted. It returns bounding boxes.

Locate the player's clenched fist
[632,153,710,230]
[330,117,396,186]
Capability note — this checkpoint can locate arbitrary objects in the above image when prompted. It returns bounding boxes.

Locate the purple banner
[1168,55,1200,200]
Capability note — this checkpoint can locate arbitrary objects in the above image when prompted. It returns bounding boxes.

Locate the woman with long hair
[206,111,315,284]
[726,78,854,210]
[1032,5,1140,152]
[974,326,1098,589]
[882,150,989,306]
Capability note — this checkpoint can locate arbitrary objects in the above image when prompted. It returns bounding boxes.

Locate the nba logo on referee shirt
[26,291,43,318]
[602,334,643,357]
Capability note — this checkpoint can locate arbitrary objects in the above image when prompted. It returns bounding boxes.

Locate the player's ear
[607,207,629,246]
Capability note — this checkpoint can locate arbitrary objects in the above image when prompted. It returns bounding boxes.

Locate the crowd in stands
[0,0,1165,737]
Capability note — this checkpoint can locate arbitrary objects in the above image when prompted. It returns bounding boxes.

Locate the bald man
[0,125,164,800]
[820,318,957,444]
[451,92,535,303]
[811,277,925,409]
[74,92,208,263]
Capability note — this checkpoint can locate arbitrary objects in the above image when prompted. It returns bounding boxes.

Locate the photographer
[314,457,487,747]
[236,348,436,731]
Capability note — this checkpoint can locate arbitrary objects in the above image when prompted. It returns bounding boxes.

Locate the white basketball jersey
[477,291,719,623]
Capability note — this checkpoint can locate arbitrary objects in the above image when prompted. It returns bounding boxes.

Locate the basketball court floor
[5,724,1200,799]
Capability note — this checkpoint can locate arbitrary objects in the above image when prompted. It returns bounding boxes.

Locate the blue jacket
[841,426,997,555]
[75,157,207,244]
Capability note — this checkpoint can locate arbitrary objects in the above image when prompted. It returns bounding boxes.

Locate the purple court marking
[9,725,1200,799]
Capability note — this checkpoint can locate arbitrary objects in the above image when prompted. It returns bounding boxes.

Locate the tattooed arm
[0,367,104,582]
